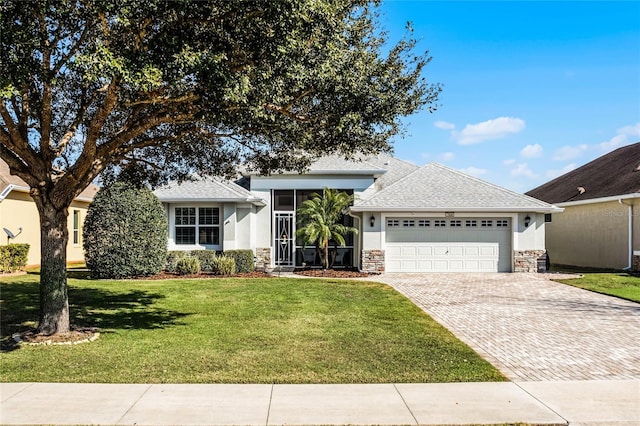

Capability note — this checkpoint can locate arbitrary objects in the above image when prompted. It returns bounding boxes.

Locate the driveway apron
[371,273,640,381]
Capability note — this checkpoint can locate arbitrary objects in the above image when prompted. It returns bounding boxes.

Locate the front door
[274,212,294,266]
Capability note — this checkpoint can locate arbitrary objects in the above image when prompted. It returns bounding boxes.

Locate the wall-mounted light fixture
[370,215,375,227]
[524,215,531,228]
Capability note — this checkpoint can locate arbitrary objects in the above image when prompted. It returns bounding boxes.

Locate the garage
[385,217,512,272]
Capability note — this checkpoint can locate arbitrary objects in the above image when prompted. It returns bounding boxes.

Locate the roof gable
[526,142,640,204]
[1,159,98,202]
[154,175,264,205]
[353,162,557,211]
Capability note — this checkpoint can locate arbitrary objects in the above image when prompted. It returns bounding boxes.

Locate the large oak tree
[0,0,440,335]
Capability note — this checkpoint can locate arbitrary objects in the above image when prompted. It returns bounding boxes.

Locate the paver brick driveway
[370,273,640,381]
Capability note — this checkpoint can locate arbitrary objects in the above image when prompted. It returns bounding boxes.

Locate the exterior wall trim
[351,206,563,213]
[555,193,640,207]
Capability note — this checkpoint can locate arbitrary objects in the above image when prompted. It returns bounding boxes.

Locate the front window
[73,210,80,244]
[175,207,220,245]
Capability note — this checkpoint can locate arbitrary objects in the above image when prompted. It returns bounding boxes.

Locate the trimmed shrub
[83,182,168,279]
[224,249,254,273]
[0,243,30,273]
[176,256,201,275]
[165,251,188,273]
[191,250,217,272]
[212,256,235,276]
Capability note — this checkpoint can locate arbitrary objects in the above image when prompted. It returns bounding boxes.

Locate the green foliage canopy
[1,0,440,190]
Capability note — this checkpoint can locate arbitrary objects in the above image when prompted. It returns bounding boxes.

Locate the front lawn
[553,273,640,303]
[0,273,504,383]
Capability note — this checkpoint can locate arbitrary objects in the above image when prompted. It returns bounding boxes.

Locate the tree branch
[39,9,54,163]
[81,77,120,159]
[54,86,90,156]
[263,103,309,122]
[285,88,315,111]
[0,100,26,151]
[101,113,196,157]
[51,23,91,75]
[125,93,199,107]
[122,155,164,170]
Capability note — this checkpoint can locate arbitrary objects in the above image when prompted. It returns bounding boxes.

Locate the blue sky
[378,1,640,193]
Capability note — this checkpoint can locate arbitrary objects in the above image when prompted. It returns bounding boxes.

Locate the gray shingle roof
[352,162,560,212]
[154,176,265,205]
[364,154,420,190]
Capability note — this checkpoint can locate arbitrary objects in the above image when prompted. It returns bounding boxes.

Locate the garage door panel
[387,246,402,256]
[433,246,448,255]
[448,246,464,256]
[480,246,497,256]
[417,246,433,256]
[401,246,417,256]
[433,260,448,270]
[417,260,433,270]
[463,246,479,256]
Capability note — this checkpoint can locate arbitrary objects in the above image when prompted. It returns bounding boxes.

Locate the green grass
[553,272,640,303]
[0,273,504,384]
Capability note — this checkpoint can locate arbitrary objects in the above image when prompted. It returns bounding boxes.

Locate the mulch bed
[12,326,100,346]
[294,269,372,278]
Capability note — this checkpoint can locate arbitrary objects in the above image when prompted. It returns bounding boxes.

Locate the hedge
[83,182,168,279]
[224,249,255,273]
[0,243,30,273]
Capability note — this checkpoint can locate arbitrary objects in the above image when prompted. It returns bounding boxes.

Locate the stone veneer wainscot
[362,249,385,273]
[514,250,547,273]
[255,247,271,271]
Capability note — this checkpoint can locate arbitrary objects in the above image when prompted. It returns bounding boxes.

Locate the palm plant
[296,188,358,269]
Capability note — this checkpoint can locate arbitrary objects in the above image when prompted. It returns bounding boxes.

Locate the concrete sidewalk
[2,380,638,425]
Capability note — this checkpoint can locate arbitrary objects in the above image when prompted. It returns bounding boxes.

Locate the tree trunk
[35,200,70,335]
[323,241,329,270]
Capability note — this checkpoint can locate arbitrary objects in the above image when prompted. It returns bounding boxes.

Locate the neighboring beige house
[526,142,640,271]
[0,159,99,266]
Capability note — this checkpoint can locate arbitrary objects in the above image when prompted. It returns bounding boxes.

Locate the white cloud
[510,162,538,179]
[520,144,543,158]
[503,158,516,166]
[453,117,525,145]
[546,163,577,179]
[618,123,640,137]
[458,166,487,177]
[434,120,455,130]
[438,152,455,161]
[552,144,589,161]
[598,123,640,153]
[598,134,628,152]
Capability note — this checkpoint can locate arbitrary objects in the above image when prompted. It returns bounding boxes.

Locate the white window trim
[169,204,222,251]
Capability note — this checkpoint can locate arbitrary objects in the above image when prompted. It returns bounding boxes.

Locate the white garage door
[385,217,512,272]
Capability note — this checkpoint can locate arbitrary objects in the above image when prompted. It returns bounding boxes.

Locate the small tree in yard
[296,188,357,270]
[83,182,167,279]
[1,0,440,335]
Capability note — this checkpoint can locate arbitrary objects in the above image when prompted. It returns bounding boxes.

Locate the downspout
[619,198,633,270]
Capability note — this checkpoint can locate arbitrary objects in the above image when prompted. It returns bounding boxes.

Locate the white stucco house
[154,154,561,273]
